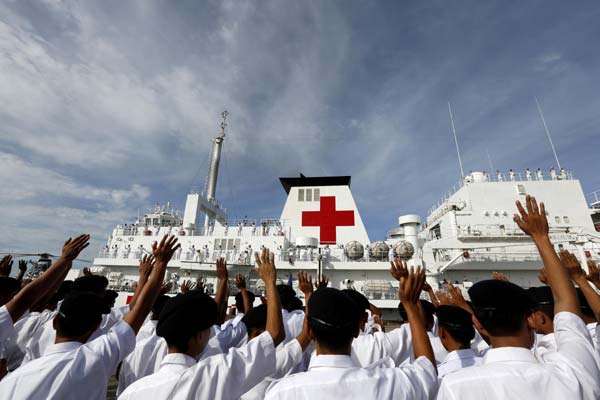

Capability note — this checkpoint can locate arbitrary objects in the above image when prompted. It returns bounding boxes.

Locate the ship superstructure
[91,114,600,312]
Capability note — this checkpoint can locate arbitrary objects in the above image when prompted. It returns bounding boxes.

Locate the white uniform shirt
[117,329,168,395]
[119,331,276,400]
[437,312,600,400]
[265,353,437,400]
[0,320,135,400]
[241,338,304,400]
[280,310,304,348]
[351,325,412,367]
[22,305,130,365]
[135,319,157,343]
[437,348,482,378]
[534,332,557,361]
[0,305,15,339]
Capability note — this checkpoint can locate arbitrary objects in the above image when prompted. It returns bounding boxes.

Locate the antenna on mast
[534,97,561,170]
[448,102,465,177]
[220,110,228,137]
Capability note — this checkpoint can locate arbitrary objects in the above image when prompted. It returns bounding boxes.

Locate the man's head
[276,284,296,310]
[157,291,217,357]
[242,304,267,339]
[235,290,256,313]
[527,286,554,335]
[307,288,362,354]
[71,275,109,296]
[436,305,475,352]
[104,290,119,308]
[41,280,73,312]
[0,277,20,306]
[398,300,435,331]
[342,289,370,329]
[53,291,110,342]
[468,280,538,347]
[151,295,170,321]
[286,297,304,312]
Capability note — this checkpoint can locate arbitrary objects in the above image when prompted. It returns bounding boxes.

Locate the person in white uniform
[0,234,180,400]
[119,247,286,400]
[277,284,305,348]
[117,295,170,395]
[436,305,482,378]
[437,195,600,400]
[527,286,557,359]
[265,263,438,400]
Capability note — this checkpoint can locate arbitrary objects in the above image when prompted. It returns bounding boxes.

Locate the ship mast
[204,110,228,230]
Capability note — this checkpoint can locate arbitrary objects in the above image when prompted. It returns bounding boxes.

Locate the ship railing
[427,170,575,217]
[586,190,600,208]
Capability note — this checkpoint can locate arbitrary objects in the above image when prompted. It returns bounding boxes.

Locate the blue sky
[1,0,600,260]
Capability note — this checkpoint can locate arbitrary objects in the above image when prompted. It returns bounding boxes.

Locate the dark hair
[277,285,297,309]
[439,321,475,347]
[55,292,106,338]
[308,288,361,352]
[473,308,533,336]
[286,296,304,312]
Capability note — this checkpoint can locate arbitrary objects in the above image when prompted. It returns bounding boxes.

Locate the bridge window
[314,188,320,201]
[563,216,570,224]
[306,189,312,202]
[298,189,305,201]
[555,216,561,224]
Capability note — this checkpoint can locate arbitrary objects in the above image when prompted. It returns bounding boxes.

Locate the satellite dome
[369,241,390,261]
[394,241,414,261]
[344,241,364,260]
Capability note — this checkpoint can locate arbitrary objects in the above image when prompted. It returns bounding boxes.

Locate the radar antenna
[448,102,465,177]
[534,97,562,170]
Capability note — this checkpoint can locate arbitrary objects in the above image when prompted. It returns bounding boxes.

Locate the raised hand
[180,280,195,294]
[297,271,313,297]
[587,260,600,288]
[196,274,206,294]
[216,258,228,281]
[390,258,409,281]
[160,282,173,295]
[399,266,425,305]
[436,290,451,305]
[0,255,13,277]
[492,271,509,282]
[559,250,586,280]
[514,195,549,240]
[446,283,473,314]
[316,274,329,289]
[139,255,155,280]
[61,234,91,261]
[151,235,180,265]
[538,267,549,285]
[18,260,27,273]
[82,267,93,276]
[254,247,276,284]
[234,273,246,290]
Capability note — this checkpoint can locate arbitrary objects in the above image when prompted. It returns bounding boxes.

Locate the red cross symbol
[302,196,355,244]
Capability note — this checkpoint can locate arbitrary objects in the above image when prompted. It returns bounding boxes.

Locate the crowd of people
[0,195,599,399]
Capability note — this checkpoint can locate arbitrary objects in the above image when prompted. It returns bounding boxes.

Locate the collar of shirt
[442,348,478,363]
[43,341,82,356]
[308,354,358,370]
[483,347,538,365]
[160,353,197,370]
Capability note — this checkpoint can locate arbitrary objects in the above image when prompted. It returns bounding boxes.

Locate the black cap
[241,304,267,329]
[468,280,538,313]
[277,284,296,308]
[342,289,370,312]
[58,291,109,326]
[157,292,217,346]
[307,287,361,330]
[526,286,554,306]
[437,305,473,329]
[71,275,109,294]
[152,295,170,316]
[105,290,119,300]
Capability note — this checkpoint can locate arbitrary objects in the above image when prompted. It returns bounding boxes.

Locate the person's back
[1,319,134,400]
[266,354,435,399]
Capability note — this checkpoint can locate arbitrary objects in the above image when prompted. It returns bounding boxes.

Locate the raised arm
[235,273,253,313]
[124,235,179,334]
[395,262,436,366]
[6,235,89,322]
[514,195,579,314]
[297,271,313,307]
[422,280,440,307]
[255,248,285,346]
[214,258,229,324]
[0,256,13,277]
[128,255,154,310]
[15,260,27,283]
[561,252,600,321]
[586,261,600,290]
